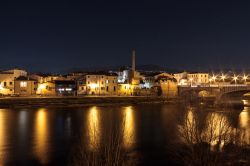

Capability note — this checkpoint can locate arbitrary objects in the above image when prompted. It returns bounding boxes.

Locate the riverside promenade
[0,96,179,108]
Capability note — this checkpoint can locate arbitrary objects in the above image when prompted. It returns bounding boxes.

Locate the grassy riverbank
[0,96,180,108]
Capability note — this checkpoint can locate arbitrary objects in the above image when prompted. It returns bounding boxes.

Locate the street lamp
[221,75,226,82]
[233,75,238,85]
[212,75,216,83]
[243,75,248,84]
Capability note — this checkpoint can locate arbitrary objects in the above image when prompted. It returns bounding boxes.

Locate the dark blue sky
[0,0,250,72]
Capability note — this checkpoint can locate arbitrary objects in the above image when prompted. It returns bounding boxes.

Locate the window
[4,82,6,87]
[20,81,27,87]
[9,82,13,85]
[114,86,116,92]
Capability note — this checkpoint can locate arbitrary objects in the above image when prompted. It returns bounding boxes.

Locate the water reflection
[181,107,232,150]
[33,108,49,164]
[205,113,231,149]
[239,107,250,144]
[87,106,101,151]
[123,106,135,149]
[0,110,8,165]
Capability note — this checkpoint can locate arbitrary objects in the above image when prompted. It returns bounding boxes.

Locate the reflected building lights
[123,106,135,149]
[239,108,250,144]
[183,109,232,150]
[205,113,231,149]
[87,106,101,151]
[33,108,49,164]
[0,110,8,165]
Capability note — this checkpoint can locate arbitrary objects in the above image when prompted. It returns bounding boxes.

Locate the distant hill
[136,64,180,73]
[66,64,180,74]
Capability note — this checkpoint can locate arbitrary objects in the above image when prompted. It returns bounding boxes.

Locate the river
[0,103,249,165]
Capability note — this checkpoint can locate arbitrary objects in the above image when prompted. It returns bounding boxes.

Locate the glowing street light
[243,75,248,83]
[221,75,226,82]
[211,75,216,83]
[233,75,238,84]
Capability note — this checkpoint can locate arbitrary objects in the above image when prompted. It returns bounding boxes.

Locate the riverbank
[0,96,180,108]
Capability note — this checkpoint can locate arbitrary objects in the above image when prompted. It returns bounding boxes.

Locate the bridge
[178,84,250,102]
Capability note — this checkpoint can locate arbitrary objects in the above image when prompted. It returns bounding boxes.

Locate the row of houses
[0,68,184,97]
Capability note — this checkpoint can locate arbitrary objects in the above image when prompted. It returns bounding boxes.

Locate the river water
[0,102,249,165]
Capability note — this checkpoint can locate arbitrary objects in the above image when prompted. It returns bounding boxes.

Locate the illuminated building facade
[14,76,37,96]
[187,73,209,86]
[154,73,178,97]
[86,73,118,95]
[174,72,188,86]
[36,82,56,96]
[0,69,27,95]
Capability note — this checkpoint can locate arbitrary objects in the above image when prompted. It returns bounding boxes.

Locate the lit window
[20,81,27,87]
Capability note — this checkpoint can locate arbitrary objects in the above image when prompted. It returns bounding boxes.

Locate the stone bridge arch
[198,90,211,97]
[217,90,250,100]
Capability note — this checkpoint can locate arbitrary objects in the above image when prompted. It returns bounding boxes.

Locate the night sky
[1,0,250,72]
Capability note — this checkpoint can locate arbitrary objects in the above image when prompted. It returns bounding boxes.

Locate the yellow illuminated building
[118,84,138,96]
[33,108,49,164]
[36,82,56,96]
[86,74,118,95]
[0,69,27,95]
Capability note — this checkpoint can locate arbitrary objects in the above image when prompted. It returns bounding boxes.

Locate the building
[86,72,118,95]
[174,72,188,86]
[55,80,77,96]
[154,73,178,97]
[14,76,37,96]
[118,83,135,96]
[36,81,56,96]
[117,49,141,96]
[187,73,209,86]
[0,69,27,95]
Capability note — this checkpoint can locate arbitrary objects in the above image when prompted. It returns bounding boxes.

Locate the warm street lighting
[221,75,226,81]
[211,75,216,83]
[243,75,248,82]
[233,75,238,84]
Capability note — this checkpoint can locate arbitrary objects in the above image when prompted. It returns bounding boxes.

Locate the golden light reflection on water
[205,113,231,149]
[239,108,250,144]
[87,107,101,151]
[183,108,232,150]
[33,108,49,164]
[123,106,135,149]
[0,110,8,165]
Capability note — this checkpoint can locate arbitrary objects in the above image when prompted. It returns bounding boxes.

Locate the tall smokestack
[132,49,136,71]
